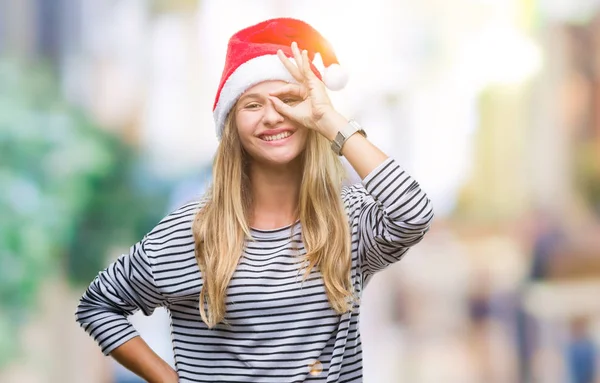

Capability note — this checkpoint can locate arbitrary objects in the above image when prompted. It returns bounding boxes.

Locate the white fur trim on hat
[213,54,299,139]
[323,63,349,91]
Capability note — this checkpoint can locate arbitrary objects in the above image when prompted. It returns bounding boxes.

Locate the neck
[248,160,302,229]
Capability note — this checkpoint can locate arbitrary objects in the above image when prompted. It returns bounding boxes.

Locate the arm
[269,42,433,278]
[269,43,391,178]
[317,110,390,179]
[75,237,178,382]
[111,337,179,383]
[333,114,433,283]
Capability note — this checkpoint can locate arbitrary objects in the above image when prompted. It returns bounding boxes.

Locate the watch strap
[331,119,366,156]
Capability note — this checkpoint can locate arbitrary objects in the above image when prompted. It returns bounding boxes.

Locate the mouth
[259,130,294,142]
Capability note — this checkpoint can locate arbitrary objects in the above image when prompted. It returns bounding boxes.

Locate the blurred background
[1,0,600,382]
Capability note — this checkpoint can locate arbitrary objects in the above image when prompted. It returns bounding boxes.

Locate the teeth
[262,131,291,141]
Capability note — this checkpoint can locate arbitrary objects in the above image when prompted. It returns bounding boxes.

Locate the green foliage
[0,58,169,366]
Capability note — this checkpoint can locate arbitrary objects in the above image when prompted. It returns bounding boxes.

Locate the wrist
[316,110,348,141]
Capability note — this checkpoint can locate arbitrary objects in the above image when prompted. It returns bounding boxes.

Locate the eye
[245,102,261,109]
[282,98,300,105]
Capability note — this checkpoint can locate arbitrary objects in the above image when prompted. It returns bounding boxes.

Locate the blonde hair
[192,112,354,328]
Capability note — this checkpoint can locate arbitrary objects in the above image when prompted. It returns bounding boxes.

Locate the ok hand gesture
[268,42,341,139]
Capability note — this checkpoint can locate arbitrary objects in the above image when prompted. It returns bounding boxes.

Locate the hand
[268,42,339,138]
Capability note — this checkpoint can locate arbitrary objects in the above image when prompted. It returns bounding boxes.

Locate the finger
[268,83,307,99]
[277,49,303,82]
[268,96,297,120]
[291,41,305,76]
[301,49,319,80]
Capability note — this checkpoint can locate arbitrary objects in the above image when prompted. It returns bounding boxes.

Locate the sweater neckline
[249,220,301,239]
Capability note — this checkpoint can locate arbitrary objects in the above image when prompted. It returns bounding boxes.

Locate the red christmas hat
[212,17,348,139]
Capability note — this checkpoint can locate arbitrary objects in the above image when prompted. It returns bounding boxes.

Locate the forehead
[240,80,288,98]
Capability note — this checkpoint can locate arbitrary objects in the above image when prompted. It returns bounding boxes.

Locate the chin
[258,151,303,167]
[266,156,301,167]
[245,141,306,167]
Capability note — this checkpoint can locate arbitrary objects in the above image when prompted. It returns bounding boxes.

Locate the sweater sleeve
[343,157,434,284]
[74,236,165,355]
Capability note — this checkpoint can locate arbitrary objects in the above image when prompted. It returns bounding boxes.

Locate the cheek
[296,129,309,146]
[235,110,259,130]
[235,115,249,135]
[235,116,257,144]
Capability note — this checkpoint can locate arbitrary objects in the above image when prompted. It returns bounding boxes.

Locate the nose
[262,99,284,126]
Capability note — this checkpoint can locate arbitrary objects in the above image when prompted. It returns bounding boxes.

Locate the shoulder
[340,158,400,210]
[152,200,201,235]
[341,182,370,219]
[143,199,204,257]
[341,182,368,202]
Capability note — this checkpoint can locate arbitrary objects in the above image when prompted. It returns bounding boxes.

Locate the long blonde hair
[192,112,354,328]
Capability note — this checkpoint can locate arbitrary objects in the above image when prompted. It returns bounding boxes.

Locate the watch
[331,119,367,156]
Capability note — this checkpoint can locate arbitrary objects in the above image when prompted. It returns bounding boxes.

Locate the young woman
[76,17,434,383]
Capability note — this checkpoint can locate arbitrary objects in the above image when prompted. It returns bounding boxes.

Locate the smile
[260,131,293,141]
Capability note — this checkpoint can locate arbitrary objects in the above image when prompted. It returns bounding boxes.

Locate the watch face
[331,141,341,155]
[331,120,366,156]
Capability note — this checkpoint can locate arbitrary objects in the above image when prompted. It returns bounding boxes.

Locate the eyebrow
[238,93,263,103]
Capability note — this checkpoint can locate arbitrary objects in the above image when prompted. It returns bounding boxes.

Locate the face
[234,80,308,168]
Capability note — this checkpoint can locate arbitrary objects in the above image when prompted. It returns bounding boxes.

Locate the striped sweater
[75,157,433,382]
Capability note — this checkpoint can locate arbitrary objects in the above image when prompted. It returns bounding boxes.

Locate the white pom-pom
[323,64,349,90]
